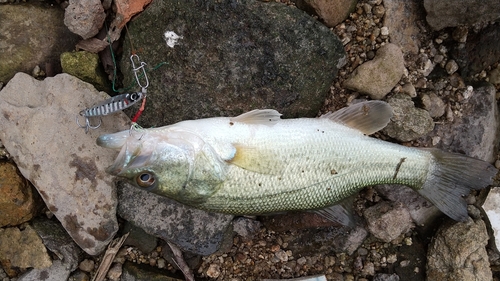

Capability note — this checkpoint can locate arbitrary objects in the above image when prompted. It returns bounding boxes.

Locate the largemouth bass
[97,101,496,225]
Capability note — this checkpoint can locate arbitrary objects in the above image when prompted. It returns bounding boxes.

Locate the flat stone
[0,162,41,227]
[343,43,405,100]
[0,73,131,255]
[120,0,346,127]
[0,3,80,82]
[117,182,234,255]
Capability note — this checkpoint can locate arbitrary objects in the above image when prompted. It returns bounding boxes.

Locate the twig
[167,241,195,281]
[92,233,130,281]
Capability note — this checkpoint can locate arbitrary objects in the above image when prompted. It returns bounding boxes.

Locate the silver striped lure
[76,92,145,133]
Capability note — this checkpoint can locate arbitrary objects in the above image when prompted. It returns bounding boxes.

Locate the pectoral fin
[228,144,283,175]
[322,101,393,135]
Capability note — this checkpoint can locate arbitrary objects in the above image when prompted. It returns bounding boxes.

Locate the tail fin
[417,148,497,221]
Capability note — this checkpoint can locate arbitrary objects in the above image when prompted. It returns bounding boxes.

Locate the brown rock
[0,162,40,227]
[295,0,357,28]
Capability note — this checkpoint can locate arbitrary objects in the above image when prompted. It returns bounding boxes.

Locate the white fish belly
[195,118,431,214]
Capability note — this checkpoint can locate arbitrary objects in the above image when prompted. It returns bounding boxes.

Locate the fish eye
[136,172,156,188]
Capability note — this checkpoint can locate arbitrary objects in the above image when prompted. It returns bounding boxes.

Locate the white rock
[483,187,500,252]
[0,73,130,255]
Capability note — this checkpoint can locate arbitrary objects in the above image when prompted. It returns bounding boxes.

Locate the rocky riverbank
[0,0,500,280]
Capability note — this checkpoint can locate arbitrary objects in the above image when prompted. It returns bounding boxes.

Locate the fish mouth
[106,141,155,176]
[96,130,131,149]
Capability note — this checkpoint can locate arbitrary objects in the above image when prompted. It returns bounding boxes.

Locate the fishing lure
[77,91,145,133]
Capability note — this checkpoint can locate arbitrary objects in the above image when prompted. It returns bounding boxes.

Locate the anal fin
[313,195,357,228]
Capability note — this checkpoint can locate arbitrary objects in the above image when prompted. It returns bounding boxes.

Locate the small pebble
[157,258,167,269]
[78,259,94,273]
[380,26,389,36]
[206,264,221,278]
[107,263,122,281]
[445,59,459,74]
[274,250,289,262]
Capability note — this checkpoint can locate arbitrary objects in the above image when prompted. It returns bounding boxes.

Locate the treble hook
[130,54,149,93]
[76,113,102,134]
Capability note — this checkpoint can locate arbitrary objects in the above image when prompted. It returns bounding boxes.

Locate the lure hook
[76,113,102,134]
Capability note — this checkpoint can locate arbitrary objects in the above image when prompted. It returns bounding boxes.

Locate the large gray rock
[451,23,500,77]
[429,83,499,162]
[0,3,80,82]
[426,217,492,281]
[424,0,500,31]
[0,73,130,255]
[117,182,234,255]
[343,43,405,100]
[120,0,346,127]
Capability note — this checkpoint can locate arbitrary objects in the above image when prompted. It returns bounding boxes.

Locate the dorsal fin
[321,101,393,135]
[230,109,282,126]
